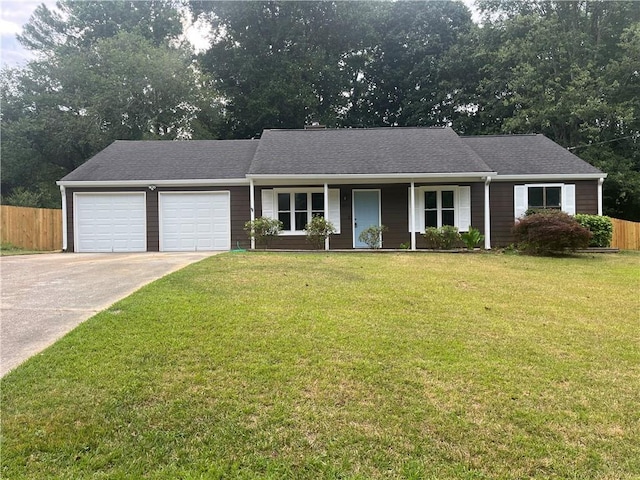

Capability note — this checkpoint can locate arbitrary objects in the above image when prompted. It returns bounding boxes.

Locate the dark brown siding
[146,190,159,251]
[490,180,600,247]
[575,180,598,214]
[257,183,485,250]
[489,182,516,248]
[65,186,251,252]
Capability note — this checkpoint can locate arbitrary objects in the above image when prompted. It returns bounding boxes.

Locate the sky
[0,0,48,67]
[1,0,480,69]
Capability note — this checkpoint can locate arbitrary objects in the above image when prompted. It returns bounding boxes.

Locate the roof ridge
[263,126,449,132]
[462,133,540,138]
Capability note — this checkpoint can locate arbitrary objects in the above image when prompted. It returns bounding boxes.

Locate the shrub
[422,226,461,249]
[422,227,441,249]
[244,217,283,249]
[574,214,612,247]
[358,225,387,249]
[513,210,592,255]
[460,226,484,250]
[304,216,336,249]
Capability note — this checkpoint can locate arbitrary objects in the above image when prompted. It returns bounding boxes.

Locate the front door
[353,189,381,248]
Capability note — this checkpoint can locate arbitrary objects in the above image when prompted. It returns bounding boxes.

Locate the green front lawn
[2,252,639,479]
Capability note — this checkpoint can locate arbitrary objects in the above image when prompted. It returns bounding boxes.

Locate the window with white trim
[277,190,324,233]
[409,185,471,233]
[514,184,575,219]
[425,189,456,228]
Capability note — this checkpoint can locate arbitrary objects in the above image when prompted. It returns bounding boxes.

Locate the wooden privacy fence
[1,205,62,251]
[610,217,640,251]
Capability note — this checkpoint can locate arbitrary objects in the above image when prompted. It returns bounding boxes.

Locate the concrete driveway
[0,252,217,377]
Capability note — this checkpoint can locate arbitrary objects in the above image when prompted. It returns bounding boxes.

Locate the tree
[192,1,373,138]
[2,1,211,207]
[473,0,640,219]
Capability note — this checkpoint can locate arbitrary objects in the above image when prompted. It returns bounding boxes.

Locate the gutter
[56,178,250,188]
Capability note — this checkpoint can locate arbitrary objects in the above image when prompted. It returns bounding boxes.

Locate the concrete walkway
[0,252,217,376]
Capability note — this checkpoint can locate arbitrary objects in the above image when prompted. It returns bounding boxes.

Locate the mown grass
[2,252,639,479]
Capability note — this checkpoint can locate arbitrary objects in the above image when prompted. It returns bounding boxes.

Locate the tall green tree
[2,1,207,207]
[474,0,640,220]
[339,1,476,128]
[192,1,375,138]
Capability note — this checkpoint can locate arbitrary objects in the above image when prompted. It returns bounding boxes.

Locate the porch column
[484,176,491,250]
[249,178,256,250]
[324,183,330,250]
[59,185,67,251]
[598,177,604,216]
[410,181,416,251]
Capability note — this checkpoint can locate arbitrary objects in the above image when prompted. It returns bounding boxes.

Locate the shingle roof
[59,129,604,183]
[249,127,494,175]
[60,140,258,181]
[461,134,603,175]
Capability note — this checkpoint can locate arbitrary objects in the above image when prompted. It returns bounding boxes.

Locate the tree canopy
[2,0,638,219]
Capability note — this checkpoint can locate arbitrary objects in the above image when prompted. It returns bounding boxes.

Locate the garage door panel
[160,192,230,252]
[75,194,146,252]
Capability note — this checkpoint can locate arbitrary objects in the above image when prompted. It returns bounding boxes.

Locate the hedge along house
[57,127,606,252]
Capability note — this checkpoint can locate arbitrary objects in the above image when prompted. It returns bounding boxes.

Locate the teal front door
[353,190,381,248]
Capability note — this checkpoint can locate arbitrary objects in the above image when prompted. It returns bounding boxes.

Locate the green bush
[574,214,612,247]
[304,216,336,249]
[513,210,592,255]
[422,226,461,249]
[358,225,387,249]
[244,217,283,249]
[460,226,484,250]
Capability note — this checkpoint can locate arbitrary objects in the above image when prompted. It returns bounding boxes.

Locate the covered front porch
[247,174,493,250]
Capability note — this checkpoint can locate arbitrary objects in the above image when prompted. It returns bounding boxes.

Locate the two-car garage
[73,192,231,253]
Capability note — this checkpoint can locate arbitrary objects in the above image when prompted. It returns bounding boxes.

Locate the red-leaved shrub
[513,210,592,255]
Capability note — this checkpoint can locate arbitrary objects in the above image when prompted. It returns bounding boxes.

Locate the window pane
[546,187,561,208]
[278,193,290,211]
[425,210,437,228]
[442,210,455,226]
[528,187,544,208]
[295,212,307,231]
[311,192,324,211]
[425,191,437,209]
[295,193,307,211]
[280,212,291,231]
[442,190,454,209]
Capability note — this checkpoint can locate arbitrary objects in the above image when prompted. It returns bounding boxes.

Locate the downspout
[484,176,491,250]
[410,181,416,251]
[59,184,67,251]
[249,178,255,250]
[598,177,604,216]
[324,183,329,250]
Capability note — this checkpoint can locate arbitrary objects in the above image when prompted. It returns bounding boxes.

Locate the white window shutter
[514,185,528,219]
[563,184,576,215]
[408,188,425,232]
[261,189,275,219]
[456,186,471,232]
[328,189,341,234]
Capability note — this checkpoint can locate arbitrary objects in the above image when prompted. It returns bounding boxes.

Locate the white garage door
[159,192,230,251]
[74,193,146,252]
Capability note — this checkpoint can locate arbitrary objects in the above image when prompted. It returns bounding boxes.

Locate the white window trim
[409,185,471,233]
[423,187,457,230]
[274,188,325,236]
[515,183,575,219]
